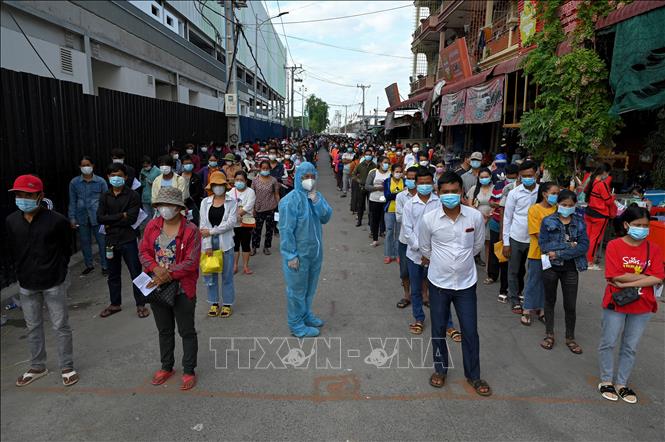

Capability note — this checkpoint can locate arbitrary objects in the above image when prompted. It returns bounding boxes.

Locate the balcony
[410,73,436,95]
[412,14,440,49]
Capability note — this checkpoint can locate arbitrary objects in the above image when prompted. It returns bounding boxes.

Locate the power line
[244,4,412,25]
[273,32,411,59]
[276,0,296,66]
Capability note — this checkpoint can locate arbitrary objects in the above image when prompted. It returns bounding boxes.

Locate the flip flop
[99,306,122,318]
[16,368,49,387]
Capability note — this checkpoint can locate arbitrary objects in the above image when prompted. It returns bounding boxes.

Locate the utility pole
[254,11,288,119]
[357,84,370,131]
[343,104,348,134]
[300,85,307,131]
[225,0,239,145]
[375,96,379,126]
[285,64,302,139]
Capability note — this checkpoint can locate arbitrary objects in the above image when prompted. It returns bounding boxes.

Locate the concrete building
[0,0,286,134]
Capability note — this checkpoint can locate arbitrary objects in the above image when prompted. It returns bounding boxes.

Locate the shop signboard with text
[438,38,473,84]
[439,90,466,127]
[464,77,504,124]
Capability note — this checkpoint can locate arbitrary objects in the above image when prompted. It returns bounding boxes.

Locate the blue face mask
[470,160,481,169]
[440,193,461,209]
[522,176,536,187]
[382,163,390,171]
[627,226,649,241]
[260,170,270,177]
[479,177,491,186]
[208,161,218,168]
[547,194,558,206]
[15,197,39,213]
[417,184,433,196]
[405,179,416,190]
[557,206,575,217]
[235,181,246,190]
[183,164,194,172]
[109,176,125,188]
[365,155,373,162]
[506,178,516,184]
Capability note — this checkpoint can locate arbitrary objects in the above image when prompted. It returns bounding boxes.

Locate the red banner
[464,77,504,124]
[438,38,473,84]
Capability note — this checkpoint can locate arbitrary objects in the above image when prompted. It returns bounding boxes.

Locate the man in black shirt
[97,163,148,319]
[111,148,137,188]
[6,175,79,387]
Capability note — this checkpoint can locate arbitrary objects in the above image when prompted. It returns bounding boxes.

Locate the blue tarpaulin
[239,116,287,142]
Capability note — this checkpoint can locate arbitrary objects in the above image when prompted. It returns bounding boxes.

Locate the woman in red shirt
[598,205,663,404]
[583,164,616,269]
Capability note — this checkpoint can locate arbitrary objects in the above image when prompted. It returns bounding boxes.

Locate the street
[1,161,663,442]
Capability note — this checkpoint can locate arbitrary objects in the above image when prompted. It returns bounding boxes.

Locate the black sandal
[540,335,554,350]
[566,340,583,354]
[396,298,411,309]
[598,383,618,401]
[430,372,446,388]
[467,378,492,396]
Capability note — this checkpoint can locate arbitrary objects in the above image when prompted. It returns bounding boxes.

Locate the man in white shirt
[401,167,450,335]
[395,167,418,309]
[403,143,419,170]
[419,171,491,396]
[502,161,539,312]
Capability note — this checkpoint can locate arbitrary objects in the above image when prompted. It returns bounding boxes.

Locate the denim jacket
[539,213,589,272]
[68,174,108,225]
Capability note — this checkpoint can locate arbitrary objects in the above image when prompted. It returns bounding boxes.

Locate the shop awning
[596,1,665,30]
[440,68,494,95]
[385,90,431,113]
[493,50,532,75]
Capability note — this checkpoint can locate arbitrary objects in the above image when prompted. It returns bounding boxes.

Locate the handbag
[200,250,223,274]
[611,243,649,307]
[241,215,256,228]
[146,280,178,307]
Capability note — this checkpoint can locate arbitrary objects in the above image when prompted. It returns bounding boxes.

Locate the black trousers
[542,268,579,339]
[151,293,198,375]
[107,240,144,307]
[252,210,275,249]
[356,190,369,224]
[487,229,508,294]
[369,201,384,241]
[234,226,252,252]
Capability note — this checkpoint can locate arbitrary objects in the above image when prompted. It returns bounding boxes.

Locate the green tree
[520,0,622,179]
[306,95,330,133]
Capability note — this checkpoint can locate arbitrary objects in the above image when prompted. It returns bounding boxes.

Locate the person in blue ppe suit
[279,161,333,337]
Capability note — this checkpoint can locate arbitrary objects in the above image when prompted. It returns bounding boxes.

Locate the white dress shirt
[401,193,440,264]
[404,153,416,170]
[396,189,416,240]
[419,204,485,290]
[502,183,539,246]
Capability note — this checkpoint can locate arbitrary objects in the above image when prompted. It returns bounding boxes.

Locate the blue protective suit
[278,162,333,337]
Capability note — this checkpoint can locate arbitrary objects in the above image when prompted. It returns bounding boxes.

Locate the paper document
[99,225,105,235]
[131,178,141,190]
[132,209,148,229]
[133,272,156,297]
[541,254,552,270]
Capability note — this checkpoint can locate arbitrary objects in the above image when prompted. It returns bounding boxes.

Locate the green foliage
[520,0,621,179]
[306,95,330,134]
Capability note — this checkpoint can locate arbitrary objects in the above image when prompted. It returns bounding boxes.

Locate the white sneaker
[497,294,508,304]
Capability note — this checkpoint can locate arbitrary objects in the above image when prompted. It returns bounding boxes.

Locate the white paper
[131,177,141,190]
[541,254,552,270]
[274,211,280,222]
[655,284,663,298]
[132,209,148,229]
[99,225,105,235]
[132,272,156,297]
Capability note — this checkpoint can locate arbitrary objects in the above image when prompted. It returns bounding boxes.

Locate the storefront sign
[464,77,504,124]
[438,38,472,84]
[519,0,537,47]
[439,89,466,127]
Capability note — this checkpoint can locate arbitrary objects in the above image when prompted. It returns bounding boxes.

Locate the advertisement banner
[438,38,473,84]
[439,89,466,127]
[464,77,504,124]
[384,83,400,108]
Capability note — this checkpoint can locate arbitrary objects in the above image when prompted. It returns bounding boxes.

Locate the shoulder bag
[611,242,649,306]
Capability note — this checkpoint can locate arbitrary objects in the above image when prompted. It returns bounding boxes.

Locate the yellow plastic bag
[494,241,508,263]
[200,250,223,274]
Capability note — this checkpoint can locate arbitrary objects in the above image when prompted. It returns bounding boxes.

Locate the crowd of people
[3,135,662,403]
[327,138,663,402]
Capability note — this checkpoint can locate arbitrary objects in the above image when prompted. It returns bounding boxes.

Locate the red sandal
[181,373,196,390]
[151,369,175,385]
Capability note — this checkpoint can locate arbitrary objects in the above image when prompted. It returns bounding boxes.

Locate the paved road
[1,155,664,441]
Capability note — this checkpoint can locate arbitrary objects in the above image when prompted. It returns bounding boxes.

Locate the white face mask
[419,160,429,167]
[80,166,93,175]
[201,147,208,152]
[158,206,178,220]
[212,185,226,196]
[268,154,277,161]
[186,149,194,154]
[301,178,316,191]
[412,148,419,153]
[172,154,179,160]
[160,166,172,175]
[393,172,403,179]
[112,158,124,164]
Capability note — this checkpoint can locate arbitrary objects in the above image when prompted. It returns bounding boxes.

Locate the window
[237,67,244,80]
[151,4,160,17]
[246,72,254,85]
[166,16,173,26]
[503,70,537,126]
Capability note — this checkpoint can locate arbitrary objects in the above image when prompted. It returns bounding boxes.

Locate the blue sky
[262,1,414,123]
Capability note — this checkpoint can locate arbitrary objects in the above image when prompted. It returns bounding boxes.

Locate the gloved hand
[308,191,318,203]
[287,257,300,271]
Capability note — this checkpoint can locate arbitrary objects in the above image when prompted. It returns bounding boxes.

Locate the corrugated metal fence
[0,68,227,288]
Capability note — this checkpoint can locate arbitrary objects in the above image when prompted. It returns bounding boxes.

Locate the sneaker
[497,293,508,304]
[81,267,95,276]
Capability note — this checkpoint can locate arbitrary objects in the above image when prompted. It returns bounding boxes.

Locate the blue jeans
[79,222,106,269]
[384,212,399,259]
[523,258,544,311]
[598,309,652,386]
[204,235,235,305]
[406,258,453,328]
[429,283,480,380]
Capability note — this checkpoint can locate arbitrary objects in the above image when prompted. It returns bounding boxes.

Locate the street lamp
[254,11,289,119]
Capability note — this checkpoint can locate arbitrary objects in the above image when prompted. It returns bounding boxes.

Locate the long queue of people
[5,137,324,391]
[327,138,663,402]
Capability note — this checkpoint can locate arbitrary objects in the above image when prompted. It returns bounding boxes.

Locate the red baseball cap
[9,175,43,193]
